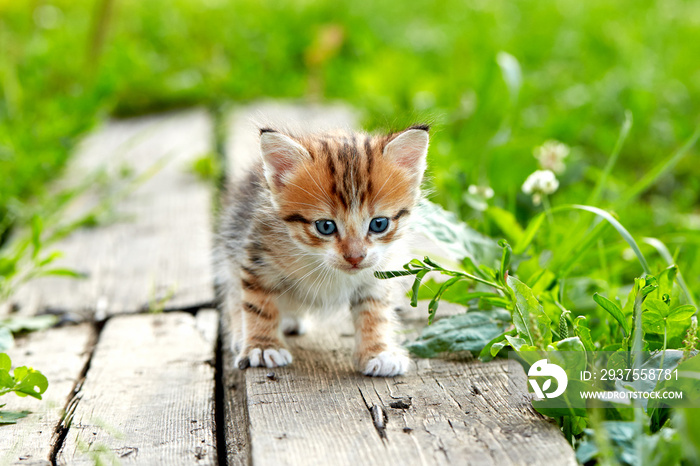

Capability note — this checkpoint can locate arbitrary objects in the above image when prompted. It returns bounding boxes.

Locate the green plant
[0,353,48,424]
[378,200,700,464]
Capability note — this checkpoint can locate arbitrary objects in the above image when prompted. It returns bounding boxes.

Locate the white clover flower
[533,140,570,174]
[522,170,559,205]
[467,184,494,199]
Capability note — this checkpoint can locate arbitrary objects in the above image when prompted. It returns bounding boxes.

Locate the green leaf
[374,270,417,279]
[406,310,510,358]
[0,353,10,372]
[0,410,31,425]
[573,317,595,353]
[485,207,523,245]
[642,299,667,334]
[669,304,696,322]
[36,251,62,267]
[643,299,695,336]
[667,304,695,337]
[410,269,429,308]
[478,329,515,361]
[504,334,528,351]
[498,239,511,280]
[1,315,59,333]
[653,265,678,301]
[427,276,463,324]
[30,216,43,260]
[593,293,630,337]
[12,367,48,400]
[34,268,86,279]
[506,276,552,347]
[412,279,499,305]
[644,237,696,308]
[513,213,545,255]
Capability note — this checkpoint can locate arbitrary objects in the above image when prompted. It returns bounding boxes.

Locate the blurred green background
[1,0,699,288]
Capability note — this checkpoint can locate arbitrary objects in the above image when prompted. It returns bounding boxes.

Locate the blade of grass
[550,205,651,275]
[587,110,633,206]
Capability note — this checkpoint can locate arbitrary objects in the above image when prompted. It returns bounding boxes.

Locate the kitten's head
[260,125,429,274]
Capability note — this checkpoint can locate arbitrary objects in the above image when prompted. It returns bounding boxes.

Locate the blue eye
[315,220,337,235]
[369,217,389,233]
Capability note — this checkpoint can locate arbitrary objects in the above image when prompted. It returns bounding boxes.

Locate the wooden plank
[11,109,215,320]
[57,310,218,465]
[0,324,94,466]
[221,102,576,465]
[238,311,576,466]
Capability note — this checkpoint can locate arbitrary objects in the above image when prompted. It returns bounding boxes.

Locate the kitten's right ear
[383,126,429,181]
[260,131,311,190]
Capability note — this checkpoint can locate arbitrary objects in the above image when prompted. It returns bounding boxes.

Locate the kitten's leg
[351,290,410,377]
[234,286,292,369]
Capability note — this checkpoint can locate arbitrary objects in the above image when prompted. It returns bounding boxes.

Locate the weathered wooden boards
[0,325,94,465]
[221,102,577,465]
[243,322,575,466]
[56,310,218,465]
[11,109,216,320]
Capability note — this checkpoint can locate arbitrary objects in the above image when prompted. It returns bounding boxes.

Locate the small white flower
[533,140,570,174]
[467,184,494,199]
[522,170,559,205]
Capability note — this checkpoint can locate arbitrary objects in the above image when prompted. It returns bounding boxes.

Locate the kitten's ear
[383,126,429,179]
[260,130,311,190]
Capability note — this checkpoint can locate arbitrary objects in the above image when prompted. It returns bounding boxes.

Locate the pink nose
[344,255,365,267]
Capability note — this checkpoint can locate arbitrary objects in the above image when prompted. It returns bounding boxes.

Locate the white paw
[235,348,293,369]
[363,351,410,377]
[281,317,307,336]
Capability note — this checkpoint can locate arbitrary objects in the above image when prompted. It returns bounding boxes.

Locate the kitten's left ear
[260,130,312,190]
[383,126,429,179]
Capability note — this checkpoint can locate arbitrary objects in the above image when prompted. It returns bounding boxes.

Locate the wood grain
[0,324,94,466]
[239,318,575,466]
[56,311,218,465]
[10,109,216,320]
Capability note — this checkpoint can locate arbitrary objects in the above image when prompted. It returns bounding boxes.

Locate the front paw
[235,346,293,369]
[361,350,410,377]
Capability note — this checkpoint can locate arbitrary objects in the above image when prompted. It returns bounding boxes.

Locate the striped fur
[216,125,429,377]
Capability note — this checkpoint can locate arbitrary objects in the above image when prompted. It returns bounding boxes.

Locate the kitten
[217,124,429,377]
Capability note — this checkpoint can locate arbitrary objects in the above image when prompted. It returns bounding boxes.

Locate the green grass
[2,0,699,276]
